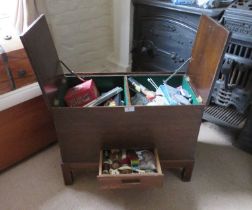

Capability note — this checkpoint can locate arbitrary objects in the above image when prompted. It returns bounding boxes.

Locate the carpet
[0,122,252,210]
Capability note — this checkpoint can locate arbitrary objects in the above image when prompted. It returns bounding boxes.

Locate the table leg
[181,162,194,182]
[61,164,74,185]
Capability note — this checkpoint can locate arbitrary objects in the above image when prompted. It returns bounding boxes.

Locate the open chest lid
[20,15,230,107]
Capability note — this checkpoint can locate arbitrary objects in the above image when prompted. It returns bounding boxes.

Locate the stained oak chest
[20,15,230,189]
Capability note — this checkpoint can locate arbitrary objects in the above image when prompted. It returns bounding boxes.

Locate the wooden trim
[65,162,99,170]
[98,150,103,176]
[160,159,194,168]
[155,148,163,174]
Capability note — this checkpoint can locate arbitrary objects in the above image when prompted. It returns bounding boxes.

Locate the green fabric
[131,75,200,105]
[131,76,182,91]
[181,76,200,105]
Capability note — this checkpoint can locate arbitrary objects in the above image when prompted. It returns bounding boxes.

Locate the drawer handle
[121,179,141,185]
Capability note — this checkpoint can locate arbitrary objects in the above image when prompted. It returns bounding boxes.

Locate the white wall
[1,0,134,110]
[108,0,132,71]
[1,0,132,102]
[43,0,133,73]
[44,0,114,72]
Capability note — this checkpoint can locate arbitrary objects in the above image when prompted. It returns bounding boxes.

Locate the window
[0,1,13,34]
[0,1,11,18]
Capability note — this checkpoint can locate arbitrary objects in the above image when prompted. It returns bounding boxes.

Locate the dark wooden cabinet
[20,15,230,188]
[132,0,225,73]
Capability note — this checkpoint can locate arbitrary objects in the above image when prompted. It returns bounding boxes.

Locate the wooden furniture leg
[61,164,74,185]
[181,162,194,182]
[161,160,195,182]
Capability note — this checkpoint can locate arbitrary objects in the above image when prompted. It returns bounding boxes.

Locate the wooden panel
[0,96,57,172]
[0,48,36,95]
[20,15,64,108]
[53,105,203,163]
[187,15,230,104]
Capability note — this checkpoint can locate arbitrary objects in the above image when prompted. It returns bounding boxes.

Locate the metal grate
[203,105,247,129]
[227,43,252,60]
[230,0,252,11]
[211,59,252,113]
[226,43,252,59]
[218,60,252,89]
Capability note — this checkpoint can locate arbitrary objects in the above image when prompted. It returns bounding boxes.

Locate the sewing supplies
[61,60,102,107]
[64,79,99,107]
[147,78,159,90]
[128,77,156,100]
[136,150,157,171]
[84,87,123,107]
[177,86,192,99]
[131,92,149,106]
[174,94,191,105]
[104,93,122,107]
[102,149,157,175]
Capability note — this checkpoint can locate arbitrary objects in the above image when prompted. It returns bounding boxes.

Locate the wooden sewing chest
[20,15,230,189]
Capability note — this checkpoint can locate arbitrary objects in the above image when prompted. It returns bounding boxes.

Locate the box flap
[187,15,230,105]
[20,15,64,108]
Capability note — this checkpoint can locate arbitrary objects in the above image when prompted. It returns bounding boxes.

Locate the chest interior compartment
[54,74,201,108]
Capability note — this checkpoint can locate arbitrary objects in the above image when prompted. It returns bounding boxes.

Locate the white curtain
[12,0,40,34]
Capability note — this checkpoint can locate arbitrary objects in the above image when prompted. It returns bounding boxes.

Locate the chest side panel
[53,106,204,162]
[188,15,230,105]
[20,15,64,108]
